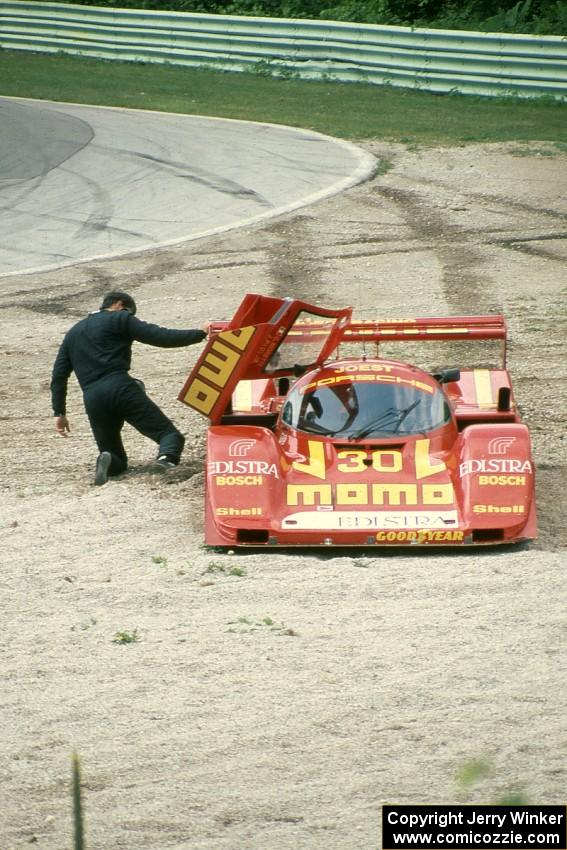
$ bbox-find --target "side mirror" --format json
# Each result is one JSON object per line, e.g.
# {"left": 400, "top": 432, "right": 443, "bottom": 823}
{"left": 433, "top": 368, "right": 461, "bottom": 384}
{"left": 497, "top": 386, "right": 511, "bottom": 411}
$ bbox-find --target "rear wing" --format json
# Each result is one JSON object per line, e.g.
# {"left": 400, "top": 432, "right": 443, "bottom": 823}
{"left": 179, "top": 293, "right": 508, "bottom": 424}
{"left": 210, "top": 314, "right": 506, "bottom": 338}
{"left": 338, "top": 315, "right": 508, "bottom": 367}
{"left": 209, "top": 314, "right": 509, "bottom": 364}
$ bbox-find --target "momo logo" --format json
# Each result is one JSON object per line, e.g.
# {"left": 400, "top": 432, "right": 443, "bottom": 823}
{"left": 229, "top": 439, "right": 256, "bottom": 457}
{"left": 488, "top": 437, "right": 516, "bottom": 455}
{"left": 181, "top": 326, "right": 255, "bottom": 415}
{"left": 286, "top": 482, "right": 455, "bottom": 507}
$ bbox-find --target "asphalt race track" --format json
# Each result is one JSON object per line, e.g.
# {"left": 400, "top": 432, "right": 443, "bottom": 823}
{"left": 0, "top": 97, "right": 375, "bottom": 277}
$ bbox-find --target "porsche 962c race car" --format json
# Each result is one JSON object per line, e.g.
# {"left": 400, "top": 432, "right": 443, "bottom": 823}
{"left": 179, "top": 294, "right": 536, "bottom": 548}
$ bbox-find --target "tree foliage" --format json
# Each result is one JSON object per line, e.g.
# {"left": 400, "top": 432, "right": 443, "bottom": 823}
{"left": 47, "top": 0, "right": 567, "bottom": 34}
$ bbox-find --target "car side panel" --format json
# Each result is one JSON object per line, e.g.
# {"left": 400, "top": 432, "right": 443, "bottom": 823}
{"left": 456, "top": 423, "right": 536, "bottom": 538}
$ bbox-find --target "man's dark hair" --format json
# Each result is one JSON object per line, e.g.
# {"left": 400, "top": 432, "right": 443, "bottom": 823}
{"left": 100, "top": 291, "right": 137, "bottom": 315}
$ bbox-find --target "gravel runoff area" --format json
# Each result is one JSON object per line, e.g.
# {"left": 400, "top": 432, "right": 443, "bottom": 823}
{"left": 1, "top": 139, "right": 566, "bottom": 850}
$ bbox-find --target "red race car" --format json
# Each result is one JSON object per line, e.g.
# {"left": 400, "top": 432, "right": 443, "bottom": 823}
{"left": 179, "top": 293, "right": 536, "bottom": 548}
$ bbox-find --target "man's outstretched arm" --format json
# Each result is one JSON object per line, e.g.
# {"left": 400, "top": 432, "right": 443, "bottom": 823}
{"left": 51, "top": 339, "right": 73, "bottom": 436}
{"left": 125, "top": 314, "right": 211, "bottom": 348}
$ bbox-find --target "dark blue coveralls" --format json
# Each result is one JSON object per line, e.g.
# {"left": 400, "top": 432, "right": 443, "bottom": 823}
{"left": 51, "top": 308, "right": 206, "bottom": 476}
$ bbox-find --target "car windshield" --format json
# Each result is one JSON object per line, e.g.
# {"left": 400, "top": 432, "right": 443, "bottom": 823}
{"left": 281, "top": 378, "right": 451, "bottom": 438}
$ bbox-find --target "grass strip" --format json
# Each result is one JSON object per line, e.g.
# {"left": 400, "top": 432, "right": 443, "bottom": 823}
{"left": 0, "top": 50, "right": 566, "bottom": 143}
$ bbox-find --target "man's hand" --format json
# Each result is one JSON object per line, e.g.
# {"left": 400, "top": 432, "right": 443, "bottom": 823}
{"left": 202, "top": 321, "right": 212, "bottom": 335}
{"left": 55, "top": 415, "right": 71, "bottom": 437}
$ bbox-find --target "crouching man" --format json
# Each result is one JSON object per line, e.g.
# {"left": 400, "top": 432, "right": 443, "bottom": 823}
{"left": 51, "top": 290, "right": 209, "bottom": 485}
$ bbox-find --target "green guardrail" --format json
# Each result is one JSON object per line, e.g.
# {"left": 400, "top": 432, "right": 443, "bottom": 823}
{"left": 1, "top": 0, "right": 566, "bottom": 98}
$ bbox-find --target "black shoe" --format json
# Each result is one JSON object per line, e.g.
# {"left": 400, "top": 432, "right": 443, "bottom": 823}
{"left": 153, "top": 454, "right": 177, "bottom": 471}
{"left": 95, "top": 451, "right": 112, "bottom": 486}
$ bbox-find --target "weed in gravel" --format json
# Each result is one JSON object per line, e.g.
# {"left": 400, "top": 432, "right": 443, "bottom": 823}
{"left": 204, "top": 561, "right": 247, "bottom": 577}
{"left": 151, "top": 555, "right": 167, "bottom": 566}
{"left": 205, "top": 561, "right": 226, "bottom": 573}
{"left": 112, "top": 629, "right": 139, "bottom": 644}
{"left": 456, "top": 758, "right": 529, "bottom": 804}
{"left": 226, "top": 616, "right": 297, "bottom": 635}
{"left": 226, "top": 617, "right": 254, "bottom": 631}
{"left": 456, "top": 758, "right": 491, "bottom": 787}
{"left": 494, "top": 791, "right": 530, "bottom": 805}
